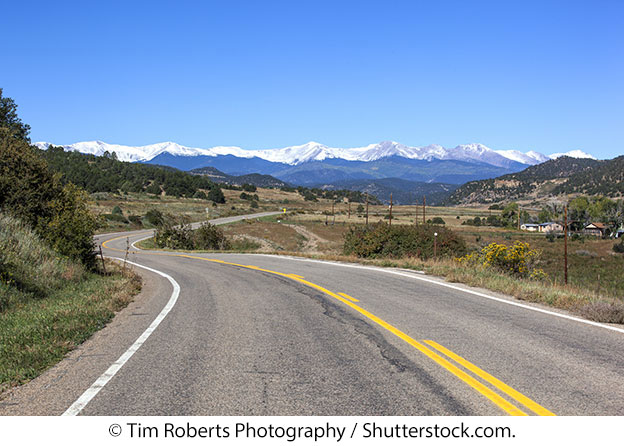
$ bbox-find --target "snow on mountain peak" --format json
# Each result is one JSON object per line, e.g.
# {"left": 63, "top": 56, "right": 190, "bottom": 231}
{"left": 33, "top": 139, "right": 596, "bottom": 167}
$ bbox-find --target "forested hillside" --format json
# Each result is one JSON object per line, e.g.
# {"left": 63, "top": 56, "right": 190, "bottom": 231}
{"left": 317, "top": 178, "right": 457, "bottom": 205}
{"left": 190, "top": 166, "right": 289, "bottom": 188}
{"left": 38, "top": 145, "right": 225, "bottom": 202}
{"left": 552, "top": 156, "right": 624, "bottom": 196}
{"left": 446, "top": 156, "right": 604, "bottom": 204}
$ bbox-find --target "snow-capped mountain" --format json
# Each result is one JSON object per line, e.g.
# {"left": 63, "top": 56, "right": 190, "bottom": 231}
{"left": 494, "top": 149, "right": 550, "bottom": 165}
{"left": 34, "top": 140, "right": 596, "bottom": 172}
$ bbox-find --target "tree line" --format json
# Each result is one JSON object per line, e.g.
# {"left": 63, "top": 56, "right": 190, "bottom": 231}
{"left": 38, "top": 145, "right": 225, "bottom": 202}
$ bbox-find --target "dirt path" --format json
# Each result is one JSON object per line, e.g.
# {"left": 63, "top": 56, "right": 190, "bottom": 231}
{"left": 284, "top": 224, "right": 328, "bottom": 254}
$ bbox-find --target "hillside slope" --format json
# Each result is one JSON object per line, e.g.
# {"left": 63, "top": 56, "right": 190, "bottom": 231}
{"left": 446, "top": 157, "right": 603, "bottom": 204}
{"left": 552, "top": 156, "right": 624, "bottom": 196}
{"left": 189, "top": 166, "right": 289, "bottom": 188}
{"left": 38, "top": 146, "right": 225, "bottom": 201}
{"left": 317, "top": 178, "right": 457, "bottom": 205}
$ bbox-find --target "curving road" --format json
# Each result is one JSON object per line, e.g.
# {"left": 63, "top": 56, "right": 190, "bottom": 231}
{"left": 2, "top": 212, "right": 623, "bottom": 416}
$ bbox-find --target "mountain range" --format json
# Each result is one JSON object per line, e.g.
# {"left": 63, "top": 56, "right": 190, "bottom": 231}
{"left": 34, "top": 140, "right": 597, "bottom": 204}
{"left": 34, "top": 140, "right": 593, "bottom": 168}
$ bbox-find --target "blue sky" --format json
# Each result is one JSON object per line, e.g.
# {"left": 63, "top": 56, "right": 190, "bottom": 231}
{"left": 2, "top": 0, "right": 622, "bottom": 158}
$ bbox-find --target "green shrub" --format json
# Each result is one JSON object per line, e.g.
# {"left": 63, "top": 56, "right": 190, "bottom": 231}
{"left": 154, "top": 221, "right": 231, "bottom": 251}
{"left": 462, "top": 216, "right": 482, "bottom": 226}
{"left": 111, "top": 205, "right": 123, "bottom": 215}
{"left": 43, "top": 183, "right": 99, "bottom": 267}
{"left": 0, "top": 214, "right": 84, "bottom": 311}
{"left": 144, "top": 209, "right": 164, "bottom": 227}
{"left": 193, "top": 222, "right": 231, "bottom": 250}
{"left": 613, "top": 239, "right": 624, "bottom": 254}
{"left": 0, "top": 131, "right": 97, "bottom": 267}
{"left": 153, "top": 222, "right": 194, "bottom": 250}
{"left": 343, "top": 223, "right": 466, "bottom": 260}
{"left": 207, "top": 187, "right": 226, "bottom": 204}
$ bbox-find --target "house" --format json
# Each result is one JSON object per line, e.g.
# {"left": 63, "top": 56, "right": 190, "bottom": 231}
{"left": 520, "top": 222, "right": 563, "bottom": 233}
{"left": 521, "top": 223, "right": 540, "bottom": 232}
{"left": 538, "top": 222, "right": 563, "bottom": 233}
{"left": 614, "top": 228, "right": 624, "bottom": 238}
{"left": 584, "top": 222, "right": 607, "bottom": 237}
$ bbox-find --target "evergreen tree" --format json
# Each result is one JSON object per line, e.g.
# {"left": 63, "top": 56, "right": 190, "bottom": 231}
{"left": 0, "top": 88, "right": 31, "bottom": 142}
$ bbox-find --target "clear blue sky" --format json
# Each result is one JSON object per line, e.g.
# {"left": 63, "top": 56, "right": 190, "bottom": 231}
{"left": 2, "top": 0, "right": 622, "bottom": 158}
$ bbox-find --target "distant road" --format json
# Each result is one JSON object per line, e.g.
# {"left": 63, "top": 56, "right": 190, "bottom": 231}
{"left": 2, "top": 211, "right": 623, "bottom": 415}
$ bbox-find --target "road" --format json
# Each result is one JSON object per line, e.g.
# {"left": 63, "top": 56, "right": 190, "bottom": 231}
{"left": 2, "top": 211, "right": 623, "bottom": 416}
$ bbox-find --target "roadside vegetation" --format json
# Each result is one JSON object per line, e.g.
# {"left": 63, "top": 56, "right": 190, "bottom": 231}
{"left": 0, "top": 89, "right": 142, "bottom": 393}
{"left": 0, "top": 213, "right": 141, "bottom": 392}
{"left": 154, "top": 221, "right": 231, "bottom": 250}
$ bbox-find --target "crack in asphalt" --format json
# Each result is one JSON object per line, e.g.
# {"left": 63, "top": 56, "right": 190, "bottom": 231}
{"left": 258, "top": 271, "right": 473, "bottom": 415}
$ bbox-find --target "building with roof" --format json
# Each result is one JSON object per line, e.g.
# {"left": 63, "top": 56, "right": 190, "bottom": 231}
{"left": 584, "top": 222, "right": 608, "bottom": 237}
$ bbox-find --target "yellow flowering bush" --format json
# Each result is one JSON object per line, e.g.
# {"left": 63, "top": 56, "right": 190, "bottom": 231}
{"left": 456, "top": 241, "right": 547, "bottom": 280}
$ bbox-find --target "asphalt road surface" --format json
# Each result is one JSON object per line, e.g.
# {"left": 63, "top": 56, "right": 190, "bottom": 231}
{"left": 2, "top": 211, "right": 623, "bottom": 416}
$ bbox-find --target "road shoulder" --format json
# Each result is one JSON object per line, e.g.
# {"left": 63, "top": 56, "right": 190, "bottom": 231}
{"left": 0, "top": 265, "right": 169, "bottom": 415}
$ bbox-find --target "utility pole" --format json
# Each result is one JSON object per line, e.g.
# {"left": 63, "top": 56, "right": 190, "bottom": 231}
{"left": 389, "top": 193, "right": 393, "bottom": 226}
{"left": 434, "top": 232, "right": 438, "bottom": 261}
{"left": 332, "top": 201, "right": 335, "bottom": 225}
{"left": 423, "top": 196, "right": 426, "bottom": 224}
{"left": 414, "top": 202, "right": 418, "bottom": 225}
{"left": 365, "top": 194, "right": 369, "bottom": 226}
{"left": 564, "top": 205, "right": 568, "bottom": 285}
{"left": 348, "top": 200, "right": 351, "bottom": 219}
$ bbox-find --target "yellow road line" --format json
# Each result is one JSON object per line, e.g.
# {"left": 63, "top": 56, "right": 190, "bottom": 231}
{"left": 100, "top": 234, "right": 553, "bottom": 416}
{"left": 175, "top": 254, "right": 528, "bottom": 416}
{"left": 423, "top": 340, "right": 555, "bottom": 416}
{"left": 338, "top": 292, "right": 359, "bottom": 302}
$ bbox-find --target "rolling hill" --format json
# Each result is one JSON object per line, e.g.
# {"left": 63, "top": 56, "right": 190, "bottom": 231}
{"left": 189, "top": 166, "right": 289, "bottom": 188}
{"left": 316, "top": 178, "right": 458, "bottom": 205}
{"left": 446, "top": 156, "right": 620, "bottom": 205}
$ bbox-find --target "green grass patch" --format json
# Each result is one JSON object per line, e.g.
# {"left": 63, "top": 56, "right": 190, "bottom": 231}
{"left": 0, "top": 263, "right": 141, "bottom": 393}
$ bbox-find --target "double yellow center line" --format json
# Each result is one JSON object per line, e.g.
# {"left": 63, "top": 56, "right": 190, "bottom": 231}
{"left": 102, "top": 234, "right": 554, "bottom": 416}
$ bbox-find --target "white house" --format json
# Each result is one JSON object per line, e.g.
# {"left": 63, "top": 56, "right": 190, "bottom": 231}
{"left": 521, "top": 223, "right": 540, "bottom": 232}
{"left": 539, "top": 222, "right": 563, "bottom": 233}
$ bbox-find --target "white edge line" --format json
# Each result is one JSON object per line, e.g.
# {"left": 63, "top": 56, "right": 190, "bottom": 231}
{"left": 130, "top": 234, "right": 153, "bottom": 251}
{"left": 62, "top": 257, "right": 181, "bottom": 416}
{"left": 257, "top": 254, "right": 624, "bottom": 335}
